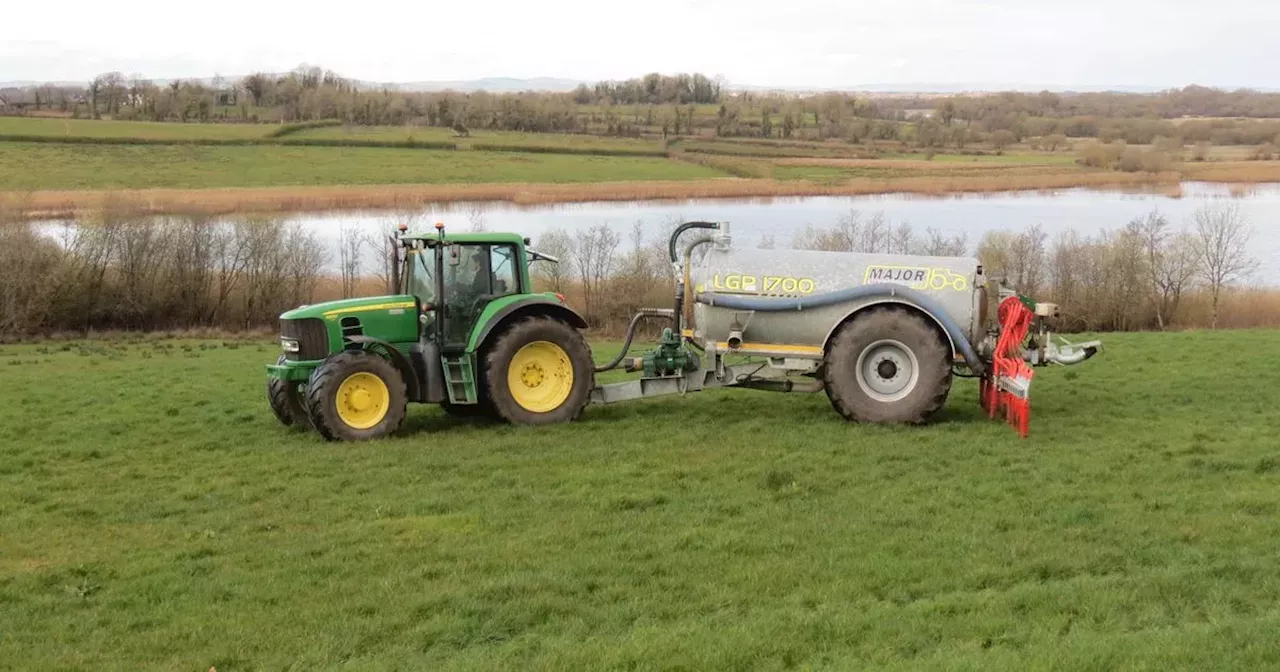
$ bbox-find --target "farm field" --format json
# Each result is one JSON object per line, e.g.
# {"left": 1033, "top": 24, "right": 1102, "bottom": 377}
{"left": 0, "top": 116, "right": 275, "bottom": 140}
{"left": 3, "top": 329, "right": 1280, "bottom": 669}
{"left": 0, "top": 142, "right": 727, "bottom": 190}
{"left": 291, "top": 125, "right": 668, "bottom": 154}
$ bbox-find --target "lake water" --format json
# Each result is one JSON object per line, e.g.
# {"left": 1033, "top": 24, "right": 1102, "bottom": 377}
{"left": 283, "top": 181, "right": 1279, "bottom": 285}
{"left": 34, "top": 181, "right": 1280, "bottom": 284}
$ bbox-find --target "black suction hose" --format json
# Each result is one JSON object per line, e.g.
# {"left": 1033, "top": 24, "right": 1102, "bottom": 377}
{"left": 593, "top": 309, "right": 674, "bottom": 372}
{"left": 668, "top": 221, "right": 720, "bottom": 263}
{"left": 668, "top": 221, "right": 720, "bottom": 332}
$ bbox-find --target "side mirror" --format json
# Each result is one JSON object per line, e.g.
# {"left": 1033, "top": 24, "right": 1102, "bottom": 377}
{"left": 528, "top": 248, "right": 560, "bottom": 264}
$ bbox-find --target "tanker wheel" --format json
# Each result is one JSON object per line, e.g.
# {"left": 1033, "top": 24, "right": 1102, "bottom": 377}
{"left": 267, "top": 354, "right": 311, "bottom": 429}
{"left": 484, "top": 316, "right": 594, "bottom": 425}
{"left": 305, "top": 351, "right": 408, "bottom": 441}
{"left": 823, "top": 307, "right": 952, "bottom": 424}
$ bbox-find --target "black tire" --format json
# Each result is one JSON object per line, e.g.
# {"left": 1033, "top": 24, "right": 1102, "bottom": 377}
{"left": 305, "top": 350, "right": 408, "bottom": 441}
{"left": 823, "top": 307, "right": 952, "bottom": 424}
{"left": 267, "top": 354, "right": 311, "bottom": 429}
{"left": 484, "top": 316, "right": 595, "bottom": 425}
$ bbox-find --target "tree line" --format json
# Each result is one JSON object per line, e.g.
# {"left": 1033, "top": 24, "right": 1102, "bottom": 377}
{"left": 0, "top": 200, "right": 1267, "bottom": 339}
{"left": 0, "top": 200, "right": 327, "bottom": 335}
{"left": 8, "top": 67, "right": 1280, "bottom": 148}
{"left": 524, "top": 203, "right": 1266, "bottom": 335}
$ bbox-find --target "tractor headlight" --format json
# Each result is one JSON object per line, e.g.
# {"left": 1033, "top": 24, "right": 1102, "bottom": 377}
{"left": 280, "top": 338, "right": 300, "bottom": 353}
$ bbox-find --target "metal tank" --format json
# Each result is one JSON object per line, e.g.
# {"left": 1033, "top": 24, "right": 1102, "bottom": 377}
{"left": 685, "top": 223, "right": 986, "bottom": 363}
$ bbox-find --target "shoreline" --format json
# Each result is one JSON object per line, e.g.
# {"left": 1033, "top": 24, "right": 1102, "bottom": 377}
{"left": 7, "top": 162, "right": 1280, "bottom": 220}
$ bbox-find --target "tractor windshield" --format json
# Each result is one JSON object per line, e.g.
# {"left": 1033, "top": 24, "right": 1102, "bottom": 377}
{"left": 407, "top": 251, "right": 436, "bottom": 305}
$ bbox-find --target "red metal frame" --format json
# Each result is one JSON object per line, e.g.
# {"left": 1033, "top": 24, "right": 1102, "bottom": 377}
{"left": 980, "top": 295, "right": 1036, "bottom": 438}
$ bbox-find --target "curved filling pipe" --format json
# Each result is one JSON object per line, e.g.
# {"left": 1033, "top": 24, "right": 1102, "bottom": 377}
{"left": 695, "top": 284, "right": 987, "bottom": 376}
{"left": 678, "top": 236, "right": 716, "bottom": 334}
{"left": 668, "top": 221, "right": 720, "bottom": 264}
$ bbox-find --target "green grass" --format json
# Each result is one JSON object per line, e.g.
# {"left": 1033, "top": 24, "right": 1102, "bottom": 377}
{"left": 0, "top": 117, "right": 272, "bottom": 140}
{"left": 0, "top": 142, "right": 725, "bottom": 190}
{"left": 292, "top": 125, "right": 667, "bottom": 153}
{"left": 889, "top": 151, "right": 1079, "bottom": 165}
{"left": 3, "top": 329, "right": 1280, "bottom": 669}
{"left": 678, "top": 140, "right": 872, "bottom": 159}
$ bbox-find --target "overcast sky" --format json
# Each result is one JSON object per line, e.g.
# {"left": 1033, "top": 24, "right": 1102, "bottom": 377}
{"left": 3, "top": 0, "right": 1278, "bottom": 89}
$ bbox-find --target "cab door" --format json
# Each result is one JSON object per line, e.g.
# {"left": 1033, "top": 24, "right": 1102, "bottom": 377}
{"left": 439, "top": 243, "right": 520, "bottom": 351}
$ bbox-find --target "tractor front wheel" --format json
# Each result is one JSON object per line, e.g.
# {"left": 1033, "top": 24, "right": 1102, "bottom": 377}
{"left": 305, "top": 351, "right": 408, "bottom": 441}
{"left": 484, "top": 316, "right": 594, "bottom": 425}
{"left": 268, "top": 354, "right": 310, "bottom": 429}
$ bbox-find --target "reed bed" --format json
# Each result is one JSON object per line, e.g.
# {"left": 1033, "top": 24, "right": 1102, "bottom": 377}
{"left": 13, "top": 171, "right": 1195, "bottom": 220}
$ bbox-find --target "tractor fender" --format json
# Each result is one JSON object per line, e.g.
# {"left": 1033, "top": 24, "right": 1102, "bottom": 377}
{"left": 343, "top": 335, "right": 423, "bottom": 402}
{"left": 470, "top": 297, "right": 588, "bottom": 354}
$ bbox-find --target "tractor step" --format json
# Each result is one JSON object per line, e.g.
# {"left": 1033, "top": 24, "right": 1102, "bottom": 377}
{"left": 442, "top": 355, "right": 478, "bottom": 404}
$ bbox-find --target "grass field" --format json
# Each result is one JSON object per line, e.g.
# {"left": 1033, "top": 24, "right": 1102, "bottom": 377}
{"left": 0, "top": 142, "right": 726, "bottom": 190}
{"left": 0, "top": 117, "right": 274, "bottom": 140}
{"left": 4, "top": 329, "right": 1280, "bottom": 669}
{"left": 292, "top": 125, "right": 668, "bottom": 154}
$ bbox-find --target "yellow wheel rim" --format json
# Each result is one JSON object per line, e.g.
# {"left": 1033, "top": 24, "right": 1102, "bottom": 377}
{"left": 508, "top": 340, "right": 574, "bottom": 413}
{"left": 334, "top": 372, "right": 390, "bottom": 430}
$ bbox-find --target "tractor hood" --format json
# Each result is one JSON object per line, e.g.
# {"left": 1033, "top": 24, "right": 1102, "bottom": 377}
{"left": 279, "top": 294, "right": 421, "bottom": 356}
{"left": 281, "top": 295, "right": 418, "bottom": 323}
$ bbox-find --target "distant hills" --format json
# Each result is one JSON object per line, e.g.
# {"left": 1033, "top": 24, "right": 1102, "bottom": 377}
{"left": 2, "top": 76, "right": 1275, "bottom": 95}
{"left": 374, "top": 77, "right": 584, "bottom": 93}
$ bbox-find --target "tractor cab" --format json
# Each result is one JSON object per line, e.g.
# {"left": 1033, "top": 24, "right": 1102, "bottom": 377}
{"left": 400, "top": 228, "right": 528, "bottom": 352}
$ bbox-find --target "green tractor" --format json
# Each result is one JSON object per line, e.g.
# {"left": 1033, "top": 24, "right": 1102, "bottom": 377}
{"left": 266, "top": 222, "right": 595, "bottom": 441}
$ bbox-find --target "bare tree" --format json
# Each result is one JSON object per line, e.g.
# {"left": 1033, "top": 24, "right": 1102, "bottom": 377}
{"left": 978, "top": 224, "right": 1047, "bottom": 296}
{"left": 1133, "top": 211, "right": 1200, "bottom": 330}
{"left": 241, "top": 73, "right": 272, "bottom": 107}
{"left": 338, "top": 224, "right": 364, "bottom": 298}
{"left": 889, "top": 221, "right": 914, "bottom": 255}
{"left": 466, "top": 206, "right": 487, "bottom": 232}
{"left": 530, "top": 227, "right": 574, "bottom": 293}
{"left": 918, "top": 227, "right": 968, "bottom": 256}
{"left": 1192, "top": 203, "right": 1259, "bottom": 328}
{"left": 573, "top": 224, "right": 620, "bottom": 324}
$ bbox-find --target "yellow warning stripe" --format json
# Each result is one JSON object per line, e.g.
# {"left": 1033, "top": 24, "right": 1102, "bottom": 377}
{"left": 714, "top": 342, "right": 823, "bottom": 355}
{"left": 323, "top": 301, "right": 416, "bottom": 319}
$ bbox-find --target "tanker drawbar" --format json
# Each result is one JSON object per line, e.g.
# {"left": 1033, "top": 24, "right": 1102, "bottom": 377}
{"left": 591, "top": 220, "right": 1102, "bottom": 437}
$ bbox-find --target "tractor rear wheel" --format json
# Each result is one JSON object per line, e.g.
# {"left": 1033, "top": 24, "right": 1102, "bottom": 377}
{"left": 484, "top": 316, "right": 594, "bottom": 425}
{"left": 305, "top": 350, "right": 408, "bottom": 441}
{"left": 268, "top": 354, "right": 310, "bottom": 429}
{"left": 823, "top": 307, "right": 952, "bottom": 424}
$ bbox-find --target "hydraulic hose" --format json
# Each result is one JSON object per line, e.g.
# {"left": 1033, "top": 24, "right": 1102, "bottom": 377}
{"left": 668, "top": 221, "right": 720, "bottom": 263}
{"left": 695, "top": 283, "right": 987, "bottom": 376}
{"left": 593, "top": 309, "right": 674, "bottom": 373}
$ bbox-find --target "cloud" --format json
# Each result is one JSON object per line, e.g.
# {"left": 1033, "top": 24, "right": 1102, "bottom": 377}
{"left": 3, "top": 0, "right": 1278, "bottom": 89}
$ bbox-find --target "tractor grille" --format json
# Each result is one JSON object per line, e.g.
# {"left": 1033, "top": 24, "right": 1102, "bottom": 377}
{"left": 280, "top": 318, "right": 329, "bottom": 361}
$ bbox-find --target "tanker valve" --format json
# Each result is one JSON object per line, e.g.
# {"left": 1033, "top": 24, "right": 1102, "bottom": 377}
{"left": 726, "top": 317, "right": 745, "bottom": 349}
